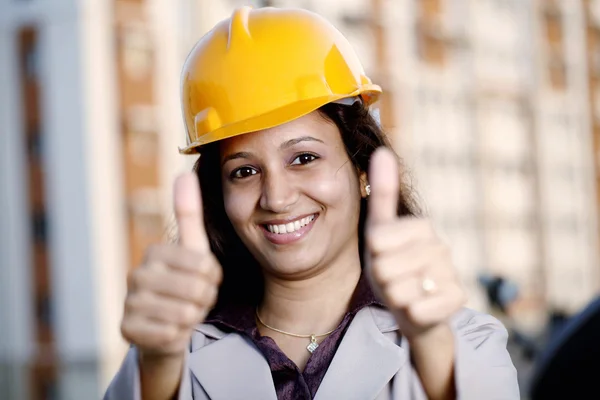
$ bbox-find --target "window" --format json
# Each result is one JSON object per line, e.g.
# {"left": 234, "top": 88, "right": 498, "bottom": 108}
{"left": 24, "top": 43, "right": 39, "bottom": 79}
{"left": 32, "top": 211, "right": 47, "bottom": 242}
{"left": 37, "top": 294, "right": 53, "bottom": 329}
{"left": 252, "top": 0, "right": 274, "bottom": 6}
{"left": 28, "top": 128, "right": 43, "bottom": 158}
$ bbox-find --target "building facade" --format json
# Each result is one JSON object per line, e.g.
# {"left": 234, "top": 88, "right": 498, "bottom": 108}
{"left": 0, "top": 0, "right": 196, "bottom": 398}
{"left": 382, "top": 0, "right": 600, "bottom": 330}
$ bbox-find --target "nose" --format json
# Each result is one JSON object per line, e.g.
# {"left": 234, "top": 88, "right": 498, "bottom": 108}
{"left": 259, "top": 169, "right": 299, "bottom": 213}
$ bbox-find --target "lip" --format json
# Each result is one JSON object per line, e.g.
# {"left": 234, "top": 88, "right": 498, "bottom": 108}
{"left": 260, "top": 213, "right": 317, "bottom": 226}
{"left": 260, "top": 213, "right": 319, "bottom": 245}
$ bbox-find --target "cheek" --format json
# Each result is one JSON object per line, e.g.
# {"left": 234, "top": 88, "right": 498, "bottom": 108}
{"left": 306, "top": 167, "right": 360, "bottom": 211}
{"left": 223, "top": 186, "right": 254, "bottom": 231}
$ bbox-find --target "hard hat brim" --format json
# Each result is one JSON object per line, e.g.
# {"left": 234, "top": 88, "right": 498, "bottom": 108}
{"left": 179, "top": 86, "right": 381, "bottom": 154}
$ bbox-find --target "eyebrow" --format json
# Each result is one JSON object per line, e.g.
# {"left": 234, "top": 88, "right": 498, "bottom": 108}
{"left": 280, "top": 136, "right": 324, "bottom": 149}
{"left": 221, "top": 137, "right": 325, "bottom": 166}
{"left": 221, "top": 151, "right": 252, "bottom": 166}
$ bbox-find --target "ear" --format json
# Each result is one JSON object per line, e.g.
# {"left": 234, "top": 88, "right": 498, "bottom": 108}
{"left": 359, "top": 171, "right": 369, "bottom": 198}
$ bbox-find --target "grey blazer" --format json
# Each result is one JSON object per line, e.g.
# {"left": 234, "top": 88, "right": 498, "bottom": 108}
{"left": 104, "top": 307, "right": 520, "bottom": 400}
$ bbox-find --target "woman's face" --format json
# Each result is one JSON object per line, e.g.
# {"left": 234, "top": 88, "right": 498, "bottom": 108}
{"left": 220, "top": 111, "right": 365, "bottom": 279}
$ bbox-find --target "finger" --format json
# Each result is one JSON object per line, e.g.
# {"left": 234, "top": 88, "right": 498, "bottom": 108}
{"left": 133, "top": 268, "right": 218, "bottom": 306}
{"left": 367, "top": 148, "right": 400, "bottom": 225}
{"left": 125, "top": 291, "right": 207, "bottom": 328}
{"left": 406, "top": 284, "right": 466, "bottom": 326}
{"left": 382, "top": 276, "right": 422, "bottom": 309}
{"left": 121, "top": 316, "right": 179, "bottom": 347}
{"left": 379, "top": 268, "right": 458, "bottom": 309}
{"left": 367, "top": 219, "right": 437, "bottom": 255}
{"left": 370, "top": 243, "right": 447, "bottom": 285}
{"left": 145, "top": 245, "right": 223, "bottom": 285}
{"left": 121, "top": 316, "right": 189, "bottom": 352}
{"left": 174, "top": 173, "right": 210, "bottom": 253}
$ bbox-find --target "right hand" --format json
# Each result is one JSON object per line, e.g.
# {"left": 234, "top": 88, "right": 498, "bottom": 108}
{"left": 120, "top": 173, "right": 223, "bottom": 358}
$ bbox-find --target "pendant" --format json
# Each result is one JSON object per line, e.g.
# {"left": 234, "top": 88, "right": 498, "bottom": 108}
{"left": 306, "top": 335, "right": 319, "bottom": 354}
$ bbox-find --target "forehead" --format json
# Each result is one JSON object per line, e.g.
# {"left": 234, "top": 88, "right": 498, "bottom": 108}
{"left": 219, "top": 110, "right": 341, "bottom": 153}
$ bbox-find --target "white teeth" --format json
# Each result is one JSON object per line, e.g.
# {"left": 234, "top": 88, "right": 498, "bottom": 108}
{"left": 266, "top": 214, "right": 316, "bottom": 234}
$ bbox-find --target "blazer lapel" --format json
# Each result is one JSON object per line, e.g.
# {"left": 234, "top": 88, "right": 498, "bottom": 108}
{"left": 314, "top": 307, "right": 408, "bottom": 400}
{"left": 189, "top": 333, "right": 277, "bottom": 400}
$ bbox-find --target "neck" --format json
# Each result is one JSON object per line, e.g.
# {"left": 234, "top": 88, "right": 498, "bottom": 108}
{"left": 259, "top": 259, "right": 362, "bottom": 336}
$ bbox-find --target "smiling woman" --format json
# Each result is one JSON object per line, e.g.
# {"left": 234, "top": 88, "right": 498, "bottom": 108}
{"left": 196, "top": 102, "right": 418, "bottom": 308}
{"left": 104, "top": 6, "right": 519, "bottom": 400}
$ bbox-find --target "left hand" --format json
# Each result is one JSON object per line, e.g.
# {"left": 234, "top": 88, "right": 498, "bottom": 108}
{"left": 365, "top": 148, "right": 466, "bottom": 340}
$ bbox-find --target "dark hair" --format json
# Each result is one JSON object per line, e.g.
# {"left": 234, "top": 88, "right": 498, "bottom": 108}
{"left": 192, "top": 101, "right": 421, "bottom": 307}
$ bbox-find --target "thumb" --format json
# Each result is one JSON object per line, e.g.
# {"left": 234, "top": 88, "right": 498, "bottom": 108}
{"left": 367, "top": 147, "right": 400, "bottom": 225}
{"left": 173, "top": 172, "right": 210, "bottom": 253}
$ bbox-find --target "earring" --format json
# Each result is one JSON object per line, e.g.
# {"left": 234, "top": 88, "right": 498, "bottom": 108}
{"left": 365, "top": 184, "right": 371, "bottom": 196}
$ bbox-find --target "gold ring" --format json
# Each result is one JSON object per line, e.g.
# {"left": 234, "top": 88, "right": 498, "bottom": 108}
{"left": 421, "top": 277, "right": 438, "bottom": 295}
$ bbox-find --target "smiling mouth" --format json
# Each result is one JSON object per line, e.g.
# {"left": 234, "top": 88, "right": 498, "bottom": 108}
{"left": 263, "top": 214, "right": 317, "bottom": 234}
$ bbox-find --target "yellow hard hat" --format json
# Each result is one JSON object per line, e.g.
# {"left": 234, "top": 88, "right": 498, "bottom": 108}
{"left": 179, "top": 6, "right": 382, "bottom": 154}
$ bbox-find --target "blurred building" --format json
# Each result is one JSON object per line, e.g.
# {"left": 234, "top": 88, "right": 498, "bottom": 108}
{"left": 385, "top": 0, "right": 600, "bottom": 332}
{"left": 385, "top": 0, "right": 600, "bottom": 331}
{"left": 0, "top": 0, "right": 200, "bottom": 398}
{"left": 1, "top": 0, "right": 599, "bottom": 399}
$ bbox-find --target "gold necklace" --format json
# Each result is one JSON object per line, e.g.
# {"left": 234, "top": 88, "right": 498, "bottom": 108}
{"left": 255, "top": 308, "right": 337, "bottom": 354}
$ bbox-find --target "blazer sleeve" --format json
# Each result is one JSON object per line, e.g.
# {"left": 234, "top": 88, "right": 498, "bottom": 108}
{"left": 452, "top": 309, "right": 520, "bottom": 400}
{"left": 103, "top": 346, "right": 193, "bottom": 400}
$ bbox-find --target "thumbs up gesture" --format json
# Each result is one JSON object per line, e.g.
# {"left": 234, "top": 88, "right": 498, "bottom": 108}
{"left": 120, "top": 173, "right": 222, "bottom": 357}
{"left": 366, "top": 148, "right": 466, "bottom": 340}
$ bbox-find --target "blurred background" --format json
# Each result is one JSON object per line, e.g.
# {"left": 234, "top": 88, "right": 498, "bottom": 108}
{"left": 1, "top": 0, "right": 599, "bottom": 399}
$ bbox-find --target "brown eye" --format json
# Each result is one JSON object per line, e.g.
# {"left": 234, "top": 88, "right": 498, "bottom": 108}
{"left": 232, "top": 167, "right": 257, "bottom": 179}
{"left": 291, "top": 153, "right": 318, "bottom": 166}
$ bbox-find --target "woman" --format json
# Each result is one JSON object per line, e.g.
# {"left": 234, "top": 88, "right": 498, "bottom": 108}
{"left": 105, "top": 6, "right": 519, "bottom": 400}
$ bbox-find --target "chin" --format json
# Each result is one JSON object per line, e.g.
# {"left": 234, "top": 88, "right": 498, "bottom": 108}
{"left": 260, "top": 253, "right": 326, "bottom": 279}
